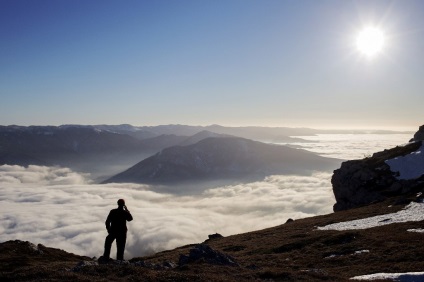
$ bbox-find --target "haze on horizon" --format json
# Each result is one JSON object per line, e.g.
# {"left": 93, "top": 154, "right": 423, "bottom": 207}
{"left": 1, "top": 0, "right": 423, "bottom": 131}
{"left": 0, "top": 132, "right": 413, "bottom": 258}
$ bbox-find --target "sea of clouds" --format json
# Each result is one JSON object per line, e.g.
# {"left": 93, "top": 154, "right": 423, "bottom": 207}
{"left": 0, "top": 165, "right": 334, "bottom": 259}
{"left": 284, "top": 134, "right": 412, "bottom": 160}
{"left": 0, "top": 133, "right": 412, "bottom": 259}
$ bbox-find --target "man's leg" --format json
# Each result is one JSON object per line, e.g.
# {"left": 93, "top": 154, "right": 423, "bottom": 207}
{"left": 103, "top": 233, "right": 116, "bottom": 259}
{"left": 116, "top": 233, "right": 127, "bottom": 260}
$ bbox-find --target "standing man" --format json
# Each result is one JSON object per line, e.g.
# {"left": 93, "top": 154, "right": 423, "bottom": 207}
{"left": 103, "top": 199, "right": 133, "bottom": 261}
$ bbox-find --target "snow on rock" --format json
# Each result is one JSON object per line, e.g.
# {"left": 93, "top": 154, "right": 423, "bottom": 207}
{"left": 351, "top": 271, "right": 424, "bottom": 281}
{"left": 385, "top": 144, "right": 424, "bottom": 180}
{"left": 318, "top": 202, "right": 424, "bottom": 231}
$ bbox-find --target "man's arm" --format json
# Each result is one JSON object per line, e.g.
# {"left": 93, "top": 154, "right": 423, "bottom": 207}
{"left": 124, "top": 205, "right": 133, "bottom": 222}
{"left": 105, "top": 211, "right": 112, "bottom": 232}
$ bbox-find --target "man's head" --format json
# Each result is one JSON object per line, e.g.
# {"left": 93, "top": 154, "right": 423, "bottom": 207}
{"left": 117, "top": 199, "right": 125, "bottom": 207}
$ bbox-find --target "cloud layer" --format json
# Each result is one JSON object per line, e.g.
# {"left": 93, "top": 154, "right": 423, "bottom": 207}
{"left": 0, "top": 134, "right": 411, "bottom": 259}
{"left": 287, "top": 134, "right": 411, "bottom": 160}
{"left": 0, "top": 165, "right": 89, "bottom": 185}
{"left": 0, "top": 165, "right": 334, "bottom": 259}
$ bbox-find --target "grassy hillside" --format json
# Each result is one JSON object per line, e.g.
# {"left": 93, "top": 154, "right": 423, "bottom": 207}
{"left": 2, "top": 196, "right": 424, "bottom": 281}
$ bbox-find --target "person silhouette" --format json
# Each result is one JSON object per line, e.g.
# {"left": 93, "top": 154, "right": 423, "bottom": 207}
{"left": 102, "top": 199, "right": 133, "bottom": 261}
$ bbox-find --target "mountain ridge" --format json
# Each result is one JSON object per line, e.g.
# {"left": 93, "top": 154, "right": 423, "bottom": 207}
{"left": 104, "top": 136, "right": 340, "bottom": 185}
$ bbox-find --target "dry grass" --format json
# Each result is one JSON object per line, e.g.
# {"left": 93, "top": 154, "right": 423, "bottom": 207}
{"left": 1, "top": 198, "right": 424, "bottom": 281}
{"left": 365, "top": 141, "right": 422, "bottom": 168}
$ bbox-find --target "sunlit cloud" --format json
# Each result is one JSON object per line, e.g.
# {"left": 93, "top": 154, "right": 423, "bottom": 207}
{"left": 283, "top": 134, "right": 411, "bottom": 160}
{"left": 0, "top": 134, "right": 412, "bottom": 258}
{"left": 0, "top": 165, "right": 334, "bottom": 259}
{"left": 0, "top": 165, "right": 90, "bottom": 185}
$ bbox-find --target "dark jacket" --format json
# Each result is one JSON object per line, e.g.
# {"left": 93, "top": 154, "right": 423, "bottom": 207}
{"left": 105, "top": 208, "right": 133, "bottom": 233}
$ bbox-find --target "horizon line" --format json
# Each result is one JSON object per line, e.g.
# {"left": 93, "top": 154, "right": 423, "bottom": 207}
{"left": 0, "top": 123, "right": 417, "bottom": 132}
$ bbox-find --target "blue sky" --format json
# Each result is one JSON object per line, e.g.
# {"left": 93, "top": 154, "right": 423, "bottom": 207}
{"left": 1, "top": 0, "right": 423, "bottom": 130}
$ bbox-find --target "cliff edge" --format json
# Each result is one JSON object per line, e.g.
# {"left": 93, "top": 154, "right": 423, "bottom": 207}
{"left": 332, "top": 125, "right": 424, "bottom": 211}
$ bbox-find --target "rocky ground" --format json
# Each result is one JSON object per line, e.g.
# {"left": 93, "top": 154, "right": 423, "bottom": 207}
{"left": 1, "top": 195, "right": 424, "bottom": 281}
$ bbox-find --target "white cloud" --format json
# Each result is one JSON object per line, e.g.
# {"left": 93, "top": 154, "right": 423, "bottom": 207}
{"left": 0, "top": 165, "right": 334, "bottom": 259}
{"left": 0, "top": 165, "right": 90, "bottom": 185}
{"left": 0, "top": 134, "right": 412, "bottom": 259}
{"left": 285, "top": 134, "right": 411, "bottom": 160}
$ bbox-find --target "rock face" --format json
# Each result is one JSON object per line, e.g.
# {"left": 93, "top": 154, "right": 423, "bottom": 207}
{"left": 411, "top": 125, "right": 424, "bottom": 142}
{"left": 332, "top": 133, "right": 424, "bottom": 212}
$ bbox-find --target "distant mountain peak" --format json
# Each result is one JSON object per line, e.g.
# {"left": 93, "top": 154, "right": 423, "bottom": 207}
{"left": 104, "top": 136, "right": 339, "bottom": 185}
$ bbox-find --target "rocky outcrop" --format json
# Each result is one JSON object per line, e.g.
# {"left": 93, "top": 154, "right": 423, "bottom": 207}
{"left": 332, "top": 139, "right": 424, "bottom": 212}
{"left": 207, "top": 233, "right": 224, "bottom": 240}
{"left": 411, "top": 125, "right": 424, "bottom": 142}
{"left": 178, "top": 244, "right": 238, "bottom": 267}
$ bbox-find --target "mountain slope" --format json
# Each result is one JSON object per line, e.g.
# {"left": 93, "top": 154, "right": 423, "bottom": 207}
{"left": 104, "top": 137, "right": 340, "bottom": 184}
{"left": 177, "top": 130, "right": 230, "bottom": 146}
{"left": 2, "top": 197, "right": 424, "bottom": 281}
{"left": 0, "top": 125, "right": 143, "bottom": 160}
{"left": 0, "top": 125, "right": 153, "bottom": 180}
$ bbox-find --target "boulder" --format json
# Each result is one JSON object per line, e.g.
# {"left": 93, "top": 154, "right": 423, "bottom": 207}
{"left": 178, "top": 244, "right": 238, "bottom": 267}
{"left": 411, "top": 125, "right": 424, "bottom": 142}
{"left": 208, "top": 233, "right": 224, "bottom": 240}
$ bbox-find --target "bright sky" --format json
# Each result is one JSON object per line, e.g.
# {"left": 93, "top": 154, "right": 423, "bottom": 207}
{"left": 1, "top": 0, "right": 423, "bottom": 130}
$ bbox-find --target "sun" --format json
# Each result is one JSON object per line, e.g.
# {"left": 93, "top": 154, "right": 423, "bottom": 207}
{"left": 356, "top": 27, "right": 385, "bottom": 58}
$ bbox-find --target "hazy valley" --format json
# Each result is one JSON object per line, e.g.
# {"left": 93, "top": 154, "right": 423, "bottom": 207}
{"left": 1, "top": 124, "right": 423, "bottom": 281}
{"left": 0, "top": 124, "right": 409, "bottom": 184}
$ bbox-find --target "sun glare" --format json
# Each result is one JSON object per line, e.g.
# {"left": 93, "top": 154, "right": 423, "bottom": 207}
{"left": 356, "top": 27, "right": 385, "bottom": 58}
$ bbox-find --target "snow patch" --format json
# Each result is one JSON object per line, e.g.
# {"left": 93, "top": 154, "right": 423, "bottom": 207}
{"left": 351, "top": 271, "right": 424, "bottom": 281}
{"left": 318, "top": 202, "right": 424, "bottom": 231}
{"left": 324, "top": 249, "right": 369, "bottom": 259}
{"left": 407, "top": 228, "right": 424, "bottom": 233}
{"left": 385, "top": 144, "right": 424, "bottom": 180}
{"left": 354, "top": 249, "right": 370, "bottom": 255}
